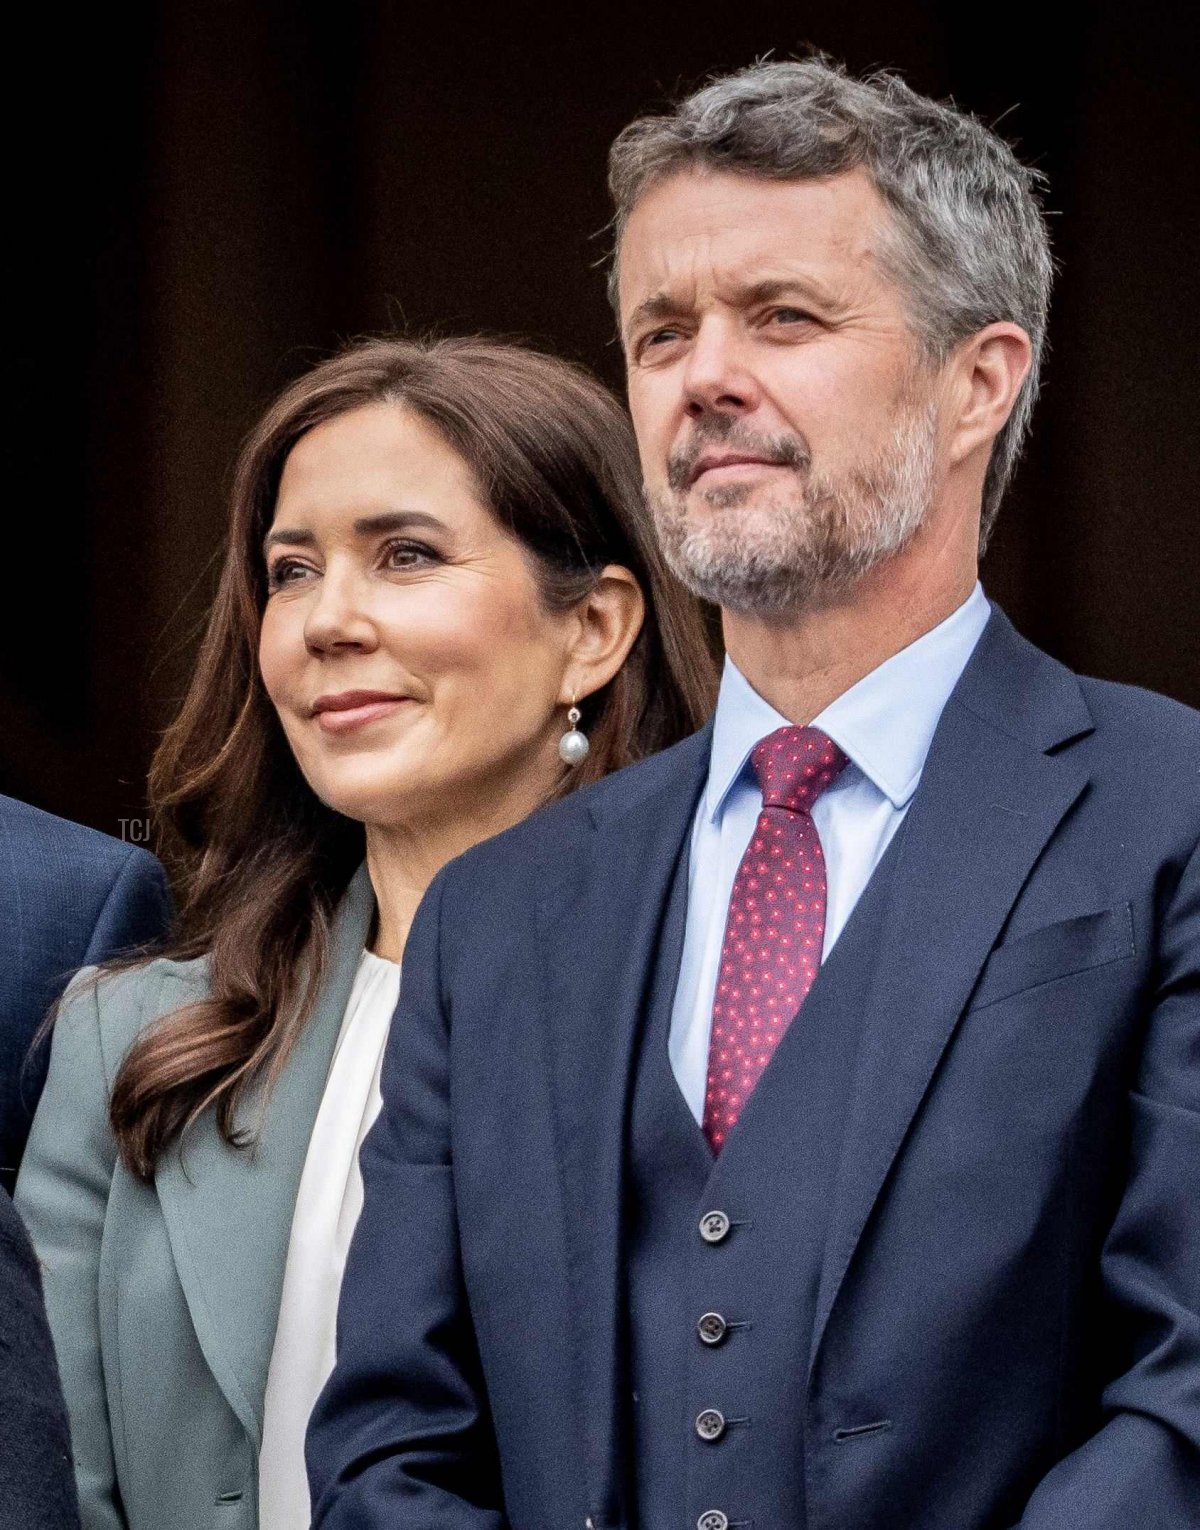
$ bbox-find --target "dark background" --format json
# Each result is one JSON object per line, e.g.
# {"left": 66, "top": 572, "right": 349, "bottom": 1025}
{"left": 7, "top": 2, "right": 1198, "bottom": 840}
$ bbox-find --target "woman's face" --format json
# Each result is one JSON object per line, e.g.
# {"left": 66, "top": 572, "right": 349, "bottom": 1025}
{"left": 259, "top": 402, "right": 580, "bottom": 830}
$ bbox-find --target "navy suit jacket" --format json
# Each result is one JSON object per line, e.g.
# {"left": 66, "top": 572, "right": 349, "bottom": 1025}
{"left": 309, "top": 608, "right": 1200, "bottom": 1530}
{"left": 0, "top": 795, "right": 172, "bottom": 1192}
{"left": 0, "top": 1186, "right": 80, "bottom": 1530}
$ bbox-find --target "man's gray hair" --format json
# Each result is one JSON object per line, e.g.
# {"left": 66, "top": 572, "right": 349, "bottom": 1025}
{"left": 608, "top": 57, "right": 1054, "bottom": 543}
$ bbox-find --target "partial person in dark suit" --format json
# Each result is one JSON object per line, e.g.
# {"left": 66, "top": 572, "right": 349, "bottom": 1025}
{"left": 0, "top": 1186, "right": 80, "bottom": 1530}
{"left": 308, "top": 57, "right": 1200, "bottom": 1530}
{"left": 0, "top": 794, "right": 172, "bottom": 1193}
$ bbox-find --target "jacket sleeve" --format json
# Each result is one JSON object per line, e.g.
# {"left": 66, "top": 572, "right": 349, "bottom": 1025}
{"left": 1014, "top": 839, "right": 1200, "bottom": 1526}
{"left": 306, "top": 867, "right": 507, "bottom": 1529}
{"left": 14, "top": 968, "right": 139, "bottom": 1530}
{"left": 3, "top": 840, "right": 173, "bottom": 1197}
{"left": 84, "top": 847, "right": 174, "bottom": 964}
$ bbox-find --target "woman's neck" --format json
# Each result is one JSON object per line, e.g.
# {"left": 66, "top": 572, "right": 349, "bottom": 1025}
{"left": 363, "top": 773, "right": 556, "bottom": 960}
{"left": 364, "top": 831, "right": 431, "bottom": 962}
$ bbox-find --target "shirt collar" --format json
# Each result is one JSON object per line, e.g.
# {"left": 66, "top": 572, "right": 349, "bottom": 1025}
{"left": 704, "top": 581, "right": 992, "bottom": 822}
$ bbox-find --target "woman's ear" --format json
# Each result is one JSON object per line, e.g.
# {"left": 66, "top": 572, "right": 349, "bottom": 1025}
{"left": 560, "top": 565, "right": 645, "bottom": 705}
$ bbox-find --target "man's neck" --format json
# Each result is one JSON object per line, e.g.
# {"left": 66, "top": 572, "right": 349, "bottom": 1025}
{"left": 723, "top": 558, "right": 979, "bottom": 726}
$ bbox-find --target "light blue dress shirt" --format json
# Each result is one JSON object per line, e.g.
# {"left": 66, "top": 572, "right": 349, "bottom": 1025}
{"left": 669, "top": 582, "right": 992, "bottom": 1123}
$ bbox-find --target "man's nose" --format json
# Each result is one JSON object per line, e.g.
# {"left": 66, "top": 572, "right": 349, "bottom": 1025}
{"left": 682, "top": 321, "right": 763, "bottom": 418}
{"left": 303, "top": 566, "right": 379, "bottom": 655}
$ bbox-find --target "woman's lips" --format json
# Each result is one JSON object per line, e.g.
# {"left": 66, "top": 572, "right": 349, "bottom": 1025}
{"left": 314, "top": 699, "right": 409, "bottom": 734}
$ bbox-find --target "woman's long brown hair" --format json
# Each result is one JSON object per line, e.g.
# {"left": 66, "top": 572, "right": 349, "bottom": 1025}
{"left": 106, "top": 336, "right": 717, "bottom": 1179}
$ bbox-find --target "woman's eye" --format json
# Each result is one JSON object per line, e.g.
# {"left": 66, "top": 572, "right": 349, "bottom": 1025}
{"left": 265, "top": 558, "right": 309, "bottom": 591}
{"left": 383, "top": 540, "right": 437, "bottom": 571}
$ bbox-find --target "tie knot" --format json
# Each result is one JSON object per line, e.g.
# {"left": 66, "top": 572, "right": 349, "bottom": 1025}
{"left": 750, "top": 726, "right": 848, "bottom": 813}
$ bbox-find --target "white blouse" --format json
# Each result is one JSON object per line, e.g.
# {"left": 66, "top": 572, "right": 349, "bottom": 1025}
{"left": 258, "top": 947, "right": 402, "bottom": 1530}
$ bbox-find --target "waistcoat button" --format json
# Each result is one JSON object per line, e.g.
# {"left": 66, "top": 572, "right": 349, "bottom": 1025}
{"left": 697, "top": 1512, "right": 729, "bottom": 1530}
{"left": 698, "top": 1209, "right": 731, "bottom": 1244}
{"left": 697, "top": 1311, "right": 728, "bottom": 1345}
{"left": 695, "top": 1408, "right": 727, "bottom": 1442}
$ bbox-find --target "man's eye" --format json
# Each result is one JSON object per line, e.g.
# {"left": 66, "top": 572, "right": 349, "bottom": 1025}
{"left": 634, "top": 327, "right": 687, "bottom": 364}
{"left": 768, "top": 307, "right": 813, "bottom": 325}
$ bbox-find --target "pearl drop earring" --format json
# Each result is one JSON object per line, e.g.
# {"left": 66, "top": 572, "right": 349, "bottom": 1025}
{"left": 558, "top": 696, "right": 589, "bottom": 766}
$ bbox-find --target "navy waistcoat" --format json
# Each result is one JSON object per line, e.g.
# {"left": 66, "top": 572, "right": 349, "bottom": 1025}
{"left": 626, "top": 825, "right": 906, "bottom": 1530}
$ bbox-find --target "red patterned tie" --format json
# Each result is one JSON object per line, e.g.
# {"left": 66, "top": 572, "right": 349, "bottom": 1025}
{"left": 702, "top": 726, "right": 849, "bottom": 1151}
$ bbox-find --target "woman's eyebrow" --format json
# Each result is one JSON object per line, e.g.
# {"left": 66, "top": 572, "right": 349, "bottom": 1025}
{"left": 352, "top": 510, "right": 448, "bottom": 538}
{"left": 262, "top": 510, "right": 448, "bottom": 560}
{"left": 262, "top": 526, "right": 317, "bottom": 558}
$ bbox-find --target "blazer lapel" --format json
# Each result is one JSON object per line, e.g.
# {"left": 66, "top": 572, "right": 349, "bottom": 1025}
{"left": 539, "top": 726, "right": 711, "bottom": 1528}
{"left": 155, "top": 861, "right": 376, "bottom": 1444}
{"left": 810, "top": 611, "right": 1094, "bottom": 1367}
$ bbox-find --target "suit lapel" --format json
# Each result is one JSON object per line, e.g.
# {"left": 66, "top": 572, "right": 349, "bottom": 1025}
{"left": 155, "top": 861, "right": 375, "bottom": 1444}
{"left": 539, "top": 727, "right": 711, "bottom": 1527}
{"left": 810, "top": 611, "right": 1094, "bottom": 1368}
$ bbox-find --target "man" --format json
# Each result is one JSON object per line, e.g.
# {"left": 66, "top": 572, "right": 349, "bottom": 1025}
{"left": 0, "top": 1185, "right": 81, "bottom": 1530}
{"left": 0, "top": 793, "right": 172, "bottom": 1192}
{"left": 308, "top": 59, "right": 1199, "bottom": 1529}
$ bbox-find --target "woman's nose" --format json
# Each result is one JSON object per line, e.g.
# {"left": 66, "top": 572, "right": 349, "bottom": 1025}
{"left": 302, "top": 568, "right": 379, "bottom": 655}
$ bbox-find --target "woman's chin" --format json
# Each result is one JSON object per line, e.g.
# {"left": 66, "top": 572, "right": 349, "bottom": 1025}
{"left": 310, "top": 769, "right": 423, "bottom": 827}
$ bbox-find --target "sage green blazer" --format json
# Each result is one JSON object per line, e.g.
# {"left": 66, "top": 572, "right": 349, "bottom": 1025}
{"left": 15, "top": 863, "right": 376, "bottom": 1530}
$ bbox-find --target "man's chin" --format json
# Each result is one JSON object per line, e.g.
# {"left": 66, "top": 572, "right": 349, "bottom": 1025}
{"left": 685, "top": 478, "right": 791, "bottom": 514}
{"left": 661, "top": 526, "right": 821, "bottom": 614}
{"left": 675, "top": 488, "right": 802, "bottom": 541}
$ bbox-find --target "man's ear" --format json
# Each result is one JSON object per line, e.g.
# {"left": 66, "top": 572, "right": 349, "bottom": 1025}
{"left": 945, "top": 322, "right": 1033, "bottom": 469}
{"left": 560, "top": 565, "right": 646, "bottom": 705}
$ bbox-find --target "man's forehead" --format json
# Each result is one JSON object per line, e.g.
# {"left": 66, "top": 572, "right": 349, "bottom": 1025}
{"left": 617, "top": 166, "right": 886, "bottom": 314}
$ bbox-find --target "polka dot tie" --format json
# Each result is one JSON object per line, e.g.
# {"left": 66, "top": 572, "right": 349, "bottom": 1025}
{"left": 702, "top": 726, "right": 849, "bottom": 1152}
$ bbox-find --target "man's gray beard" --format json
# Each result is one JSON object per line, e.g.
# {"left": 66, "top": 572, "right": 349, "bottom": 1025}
{"left": 647, "top": 398, "right": 939, "bottom": 618}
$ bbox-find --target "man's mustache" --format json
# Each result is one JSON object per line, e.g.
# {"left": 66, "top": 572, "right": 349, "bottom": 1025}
{"left": 666, "top": 421, "right": 812, "bottom": 493}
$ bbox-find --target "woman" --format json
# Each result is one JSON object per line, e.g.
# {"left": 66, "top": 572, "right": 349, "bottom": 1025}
{"left": 16, "top": 335, "right": 716, "bottom": 1530}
